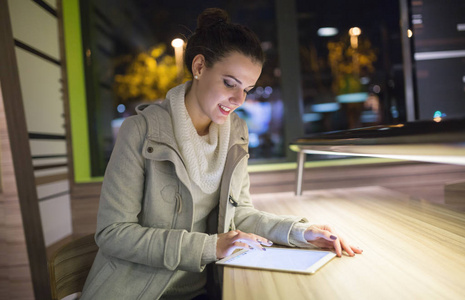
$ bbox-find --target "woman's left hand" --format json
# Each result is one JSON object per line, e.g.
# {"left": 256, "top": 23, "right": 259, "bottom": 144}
{"left": 304, "top": 224, "right": 363, "bottom": 257}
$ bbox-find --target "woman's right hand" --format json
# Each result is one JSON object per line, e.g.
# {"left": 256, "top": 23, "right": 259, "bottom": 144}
{"left": 216, "top": 230, "right": 273, "bottom": 259}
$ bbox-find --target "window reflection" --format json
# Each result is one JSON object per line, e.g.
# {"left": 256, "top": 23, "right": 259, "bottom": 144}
{"left": 296, "top": 0, "right": 405, "bottom": 134}
{"left": 237, "top": 86, "right": 285, "bottom": 159}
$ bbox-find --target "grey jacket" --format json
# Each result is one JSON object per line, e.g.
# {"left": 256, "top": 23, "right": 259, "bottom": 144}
{"left": 81, "top": 94, "right": 305, "bottom": 300}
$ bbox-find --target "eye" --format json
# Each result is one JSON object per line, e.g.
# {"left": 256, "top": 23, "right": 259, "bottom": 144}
{"left": 245, "top": 87, "right": 256, "bottom": 96}
{"left": 223, "top": 79, "right": 235, "bottom": 88}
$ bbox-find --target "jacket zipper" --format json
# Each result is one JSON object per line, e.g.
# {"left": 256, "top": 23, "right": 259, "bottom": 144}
{"left": 228, "top": 195, "right": 238, "bottom": 207}
{"left": 221, "top": 152, "right": 249, "bottom": 232}
{"left": 225, "top": 152, "right": 249, "bottom": 204}
{"left": 171, "top": 192, "right": 182, "bottom": 228}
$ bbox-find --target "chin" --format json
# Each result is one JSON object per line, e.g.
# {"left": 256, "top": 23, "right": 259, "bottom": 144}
{"left": 211, "top": 116, "right": 229, "bottom": 125}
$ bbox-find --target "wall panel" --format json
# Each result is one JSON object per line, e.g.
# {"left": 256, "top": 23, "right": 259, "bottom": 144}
{"left": 36, "top": 179, "right": 69, "bottom": 199}
{"left": 43, "top": 0, "right": 56, "bottom": 10}
{"left": 39, "top": 195, "right": 72, "bottom": 246}
{"left": 15, "top": 48, "right": 64, "bottom": 135}
{"left": 2, "top": 1, "right": 73, "bottom": 297}
{"left": 29, "top": 139, "right": 66, "bottom": 157}
{"left": 8, "top": 0, "right": 59, "bottom": 60}
{"left": 34, "top": 166, "right": 68, "bottom": 178}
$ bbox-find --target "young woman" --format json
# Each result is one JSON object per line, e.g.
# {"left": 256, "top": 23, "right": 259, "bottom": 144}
{"left": 81, "top": 8, "right": 362, "bottom": 300}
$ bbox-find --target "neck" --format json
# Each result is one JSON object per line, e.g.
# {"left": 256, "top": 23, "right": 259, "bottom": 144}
{"left": 185, "top": 82, "right": 211, "bottom": 136}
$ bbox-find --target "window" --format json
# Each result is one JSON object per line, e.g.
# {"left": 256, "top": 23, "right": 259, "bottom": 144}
{"left": 76, "top": 0, "right": 407, "bottom": 179}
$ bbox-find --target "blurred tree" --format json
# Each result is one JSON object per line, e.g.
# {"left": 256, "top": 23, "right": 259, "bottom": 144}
{"left": 327, "top": 35, "right": 377, "bottom": 95}
{"left": 114, "top": 44, "right": 190, "bottom": 103}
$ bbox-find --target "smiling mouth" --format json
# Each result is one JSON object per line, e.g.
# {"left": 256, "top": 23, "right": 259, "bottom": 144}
{"left": 219, "top": 104, "right": 231, "bottom": 115}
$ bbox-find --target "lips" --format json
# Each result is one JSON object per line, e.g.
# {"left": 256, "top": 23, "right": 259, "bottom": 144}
{"left": 218, "top": 104, "right": 231, "bottom": 115}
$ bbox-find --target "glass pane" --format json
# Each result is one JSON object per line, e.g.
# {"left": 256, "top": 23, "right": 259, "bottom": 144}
{"left": 80, "top": 0, "right": 410, "bottom": 177}
{"left": 82, "top": 1, "right": 285, "bottom": 177}
{"left": 411, "top": 0, "right": 465, "bottom": 120}
{"left": 295, "top": 0, "right": 406, "bottom": 134}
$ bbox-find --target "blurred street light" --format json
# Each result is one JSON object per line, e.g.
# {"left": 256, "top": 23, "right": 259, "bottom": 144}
{"left": 171, "top": 38, "right": 185, "bottom": 83}
{"left": 349, "top": 27, "right": 361, "bottom": 49}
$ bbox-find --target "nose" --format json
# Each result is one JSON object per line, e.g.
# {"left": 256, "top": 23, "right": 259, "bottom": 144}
{"left": 229, "top": 89, "right": 246, "bottom": 107}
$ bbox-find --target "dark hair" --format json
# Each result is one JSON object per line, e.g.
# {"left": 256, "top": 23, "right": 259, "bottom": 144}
{"left": 184, "top": 8, "right": 265, "bottom": 74}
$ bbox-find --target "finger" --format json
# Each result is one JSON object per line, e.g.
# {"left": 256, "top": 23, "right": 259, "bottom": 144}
{"left": 339, "top": 237, "right": 354, "bottom": 256}
{"left": 234, "top": 232, "right": 266, "bottom": 251}
{"left": 314, "top": 228, "right": 344, "bottom": 256}
{"left": 253, "top": 234, "right": 273, "bottom": 246}
{"left": 219, "top": 241, "right": 248, "bottom": 257}
{"left": 313, "top": 228, "right": 339, "bottom": 243}
{"left": 238, "top": 232, "right": 271, "bottom": 246}
{"left": 351, "top": 245, "right": 363, "bottom": 254}
{"left": 228, "top": 230, "right": 241, "bottom": 238}
{"left": 232, "top": 241, "right": 251, "bottom": 250}
{"left": 332, "top": 236, "right": 342, "bottom": 257}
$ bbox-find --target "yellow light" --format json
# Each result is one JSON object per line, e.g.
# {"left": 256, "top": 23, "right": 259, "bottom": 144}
{"left": 171, "top": 38, "right": 184, "bottom": 48}
{"left": 171, "top": 38, "right": 185, "bottom": 83}
{"left": 349, "top": 27, "right": 361, "bottom": 37}
{"left": 407, "top": 29, "right": 413, "bottom": 38}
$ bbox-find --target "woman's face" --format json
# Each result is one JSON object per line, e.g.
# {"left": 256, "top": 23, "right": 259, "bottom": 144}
{"left": 190, "top": 52, "right": 263, "bottom": 126}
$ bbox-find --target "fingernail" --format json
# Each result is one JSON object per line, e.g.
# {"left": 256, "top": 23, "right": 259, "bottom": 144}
{"left": 330, "top": 235, "right": 337, "bottom": 240}
{"left": 262, "top": 247, "right": 266, "bottom": 251}
{"left": 249, "top": 245, "right": 254, "bottom": 250}
{"left": 268, "top": 240, "right": 273, "bottom": 245}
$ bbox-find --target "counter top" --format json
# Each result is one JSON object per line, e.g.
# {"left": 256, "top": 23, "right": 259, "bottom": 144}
{"left": 223, "top": 187, "right": 465, "bottom": 300}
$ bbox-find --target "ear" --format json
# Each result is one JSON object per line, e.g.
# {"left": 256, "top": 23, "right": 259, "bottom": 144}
{"left": 191, "top": 54, "right": 206, "bottom": 77}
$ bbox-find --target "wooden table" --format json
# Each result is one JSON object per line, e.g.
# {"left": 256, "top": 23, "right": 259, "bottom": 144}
{"left": 290, "top": 118, "right": 465, "bottom": 195}
{"left": 222, "top": 186, "right": 465, "bottom": 300}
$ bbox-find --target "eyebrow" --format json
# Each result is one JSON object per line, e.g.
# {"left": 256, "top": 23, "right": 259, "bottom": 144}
{"left": 224, "top": 75, "right": 255, "bottom": 88}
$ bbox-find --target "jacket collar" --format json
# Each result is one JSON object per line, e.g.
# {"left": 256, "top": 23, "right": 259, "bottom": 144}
{"left": 136, "top": 100, "right": 178, "bottom": 150}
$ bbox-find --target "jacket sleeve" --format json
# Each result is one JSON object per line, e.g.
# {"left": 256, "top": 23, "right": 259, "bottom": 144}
{"left": 232, "top": 156, "right": 309, "bottom": 246}
{"left": 94, "top": 115, "right": 208, "bottom": 272}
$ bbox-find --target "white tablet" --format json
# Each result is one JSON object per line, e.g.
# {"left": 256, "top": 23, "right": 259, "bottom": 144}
{"left": 216, "top": 247, "right": 336, "bottom": 274}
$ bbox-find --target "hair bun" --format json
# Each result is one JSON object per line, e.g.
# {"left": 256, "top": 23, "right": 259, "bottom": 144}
{"left": 197, "top": 8, "right": 230, "bottom": 30}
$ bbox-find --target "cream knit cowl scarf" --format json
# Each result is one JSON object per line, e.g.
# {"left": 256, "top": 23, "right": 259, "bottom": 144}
{"left": 168, "top": 82, "right": 230, "bottom": 194}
